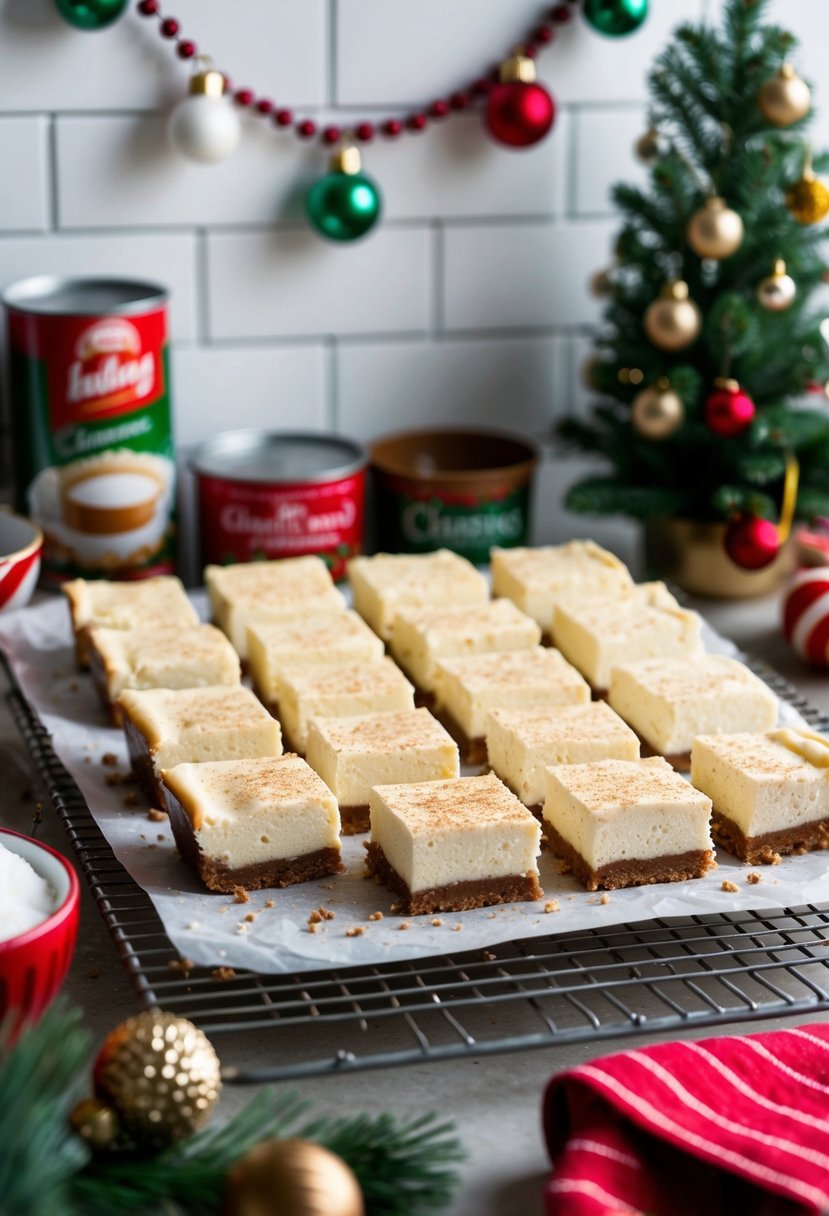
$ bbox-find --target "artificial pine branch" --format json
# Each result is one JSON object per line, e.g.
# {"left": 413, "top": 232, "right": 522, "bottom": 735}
{"left": 1, "top": 1005, "right": 463, "bottom": 1216}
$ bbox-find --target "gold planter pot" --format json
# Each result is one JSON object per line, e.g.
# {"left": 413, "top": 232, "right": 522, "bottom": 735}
{"left": 644, "top": 517, "right": 794, "bottom": 599}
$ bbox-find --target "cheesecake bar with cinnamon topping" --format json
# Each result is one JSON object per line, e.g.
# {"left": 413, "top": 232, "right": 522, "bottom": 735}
{"left": 63, "top": 575, "right": 198, "bottom": 668}
{"left": 347, "top": 549, "right": 489, "bottom": 641}
{"left": 366, "top": 772, "right": 542, "bottom": 915}
{"left": 691, "top": 728, "right": 829, "bottom": 863}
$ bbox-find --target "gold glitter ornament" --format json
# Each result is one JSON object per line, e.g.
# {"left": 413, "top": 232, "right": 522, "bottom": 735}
{"left": 631, "top": 377, "right": 684, "bottom": 439}
{"left": 686, "top": 196, "right": 744, "bottom": 259}
{"left": 634, "top": 127, "right": 661, "bottom": 163}
{"left": 69, "top": 1097, "right": 121, "bottom": 1151}
{"left": 224, "top": 1137, "right": 364, "bottom": 1216}
{"left": 93, "top": 1010, "right": 221, "bottom": 1149}
{"left": 643, "top": 280, "right": 702, "bottom": 351}
{"left": 589, "top": 267, "right": 613, "bottom": 297}
{"left": 758, "top": 63, "right": 811, "bottom": 127}
{"left": 757, "top": 259, "right": 797, "bottom": 311}
{"left": 786, "top": 169, "right": 829, "bottom": 225}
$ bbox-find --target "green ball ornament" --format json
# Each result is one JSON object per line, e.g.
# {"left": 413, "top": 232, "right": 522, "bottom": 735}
{"left": 584, "top": 0, "right": 648, "bottom": 37}
{"left": 54, "top": 0, "right": 128, "bottom": 29}
{"left": 306, "top": 148, "right": 381, "bottom": 243}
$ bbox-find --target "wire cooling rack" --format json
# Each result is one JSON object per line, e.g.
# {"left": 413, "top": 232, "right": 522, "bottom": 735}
{"left": 9, "top": 655, "right": 829, "bottom": 1084}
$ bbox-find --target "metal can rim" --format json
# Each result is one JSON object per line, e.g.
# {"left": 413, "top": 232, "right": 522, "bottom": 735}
{"left": 190, "top": 430, "right": 367, "bottom": 486}
{"left": 1, "top": 275, "right": 169, "bottom": 316}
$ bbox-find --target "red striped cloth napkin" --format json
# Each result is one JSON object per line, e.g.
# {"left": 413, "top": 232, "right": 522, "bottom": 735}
{"left": 543, "top": 1023, "right": 829, "bottom": 1215}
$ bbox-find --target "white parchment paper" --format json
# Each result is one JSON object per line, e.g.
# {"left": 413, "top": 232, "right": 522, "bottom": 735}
{"left": 1, "top": 594, "right": 827, "bottom": 975}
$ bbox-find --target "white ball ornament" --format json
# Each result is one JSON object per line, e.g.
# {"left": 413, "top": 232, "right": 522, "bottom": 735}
{"left": 170, "top": 68, "right": 241, "bottom": 164}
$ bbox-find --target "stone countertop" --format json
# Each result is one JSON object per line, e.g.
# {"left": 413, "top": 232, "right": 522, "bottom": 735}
{"left": 1, "top": 591, "right": 827, "bottom": 1216}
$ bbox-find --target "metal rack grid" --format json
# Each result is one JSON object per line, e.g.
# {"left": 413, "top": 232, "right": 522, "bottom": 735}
{"left": 9, "top": 654, "right": 829, "bottom": 1085}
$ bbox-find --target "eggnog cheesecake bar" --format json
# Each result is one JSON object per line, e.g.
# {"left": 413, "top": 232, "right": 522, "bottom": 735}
{"left": 88, "top": 624, "right": 241, "bottom": 724}
{"left": 275, "top": 656, "right": 415, "bottom": 753}
{"left": 390, "top": 598, "right": 541, "bottom": 701}
{"left": 247, "top": 610, "right": 385, "bottom": 706}
{"left": 552, "top": 581, "right": 702, "bottom": 693}
{"left": 691, "top": 728, "right": 829, "bottom": 863}
{"left": 365, "top": 772, "right": 542, "bottom": 915}
{"left": 206, "top": 556, "right": 346, "bottom": 659}
{"left": 120, "top": 685, "right": 282, "bottom": 806}
{"left": 609, "top": 655, "right": 778, "bottom": 770}
{"left": 543, "top": 756, "right": 715, "bottom": 891}
{"left": 433, "top": 647, "right": 591, "bottom": 764}
{"left": 347, "top": 549, "right": 489, "bottom": 641}
{"left": 63, "top": 575, "right": 198, "bottom": 668}
{"left": 487, "top": 701, "right": 640, "bottom": 817}
{"left": 161, "top": 754, "right": 343, "bottom": 893}
{"left": 306, "top": 708, "right": 459, "bottom": 834}
{"left": 491, "top": 541, "right": 633, "bottom": 636}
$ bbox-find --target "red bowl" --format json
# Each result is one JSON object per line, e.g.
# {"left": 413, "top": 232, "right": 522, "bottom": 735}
{"left": 0, "top": 510, "right": 42, "bottom": 612}
{"left": 0, "top": 828, "right": 80, "bottom": 1041}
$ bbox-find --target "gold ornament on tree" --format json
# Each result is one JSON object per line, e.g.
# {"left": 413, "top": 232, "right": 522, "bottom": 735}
{"left": 68, "top": 1097, "right": 122, "bottom": 1152}
{"left": 643, "top": 280, "right": 702, "bottom": 351}
{"left": 686, "top": 196, "right": 744, "bottom": 259}
{"left": 785, "top": 149, "right": 829, "bottom": 225}
{"left": 589, "top": 267, "right": 613, "bottom": 298}
{"left": 758, "top": 63, "right": 811, "bottom": 126}
{"left": 224, "top": 1137, "right": 364, "bottom": 1216}
{"left": 92, "top": 1010, "right": 222, "bottom": 1150}
{"left": 634, "top": 127, "right": 661, "bottom": 163}
{"left": 631, "top": 377, "right": 684, "bottom": 439}
{"left": 757, "top": 258, "right": 797, "bottom": 311}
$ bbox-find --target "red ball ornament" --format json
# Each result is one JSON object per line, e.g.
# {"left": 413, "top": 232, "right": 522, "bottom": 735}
{"left": 724, "top": 514, "right": 780, "bottom": 570}
{"left": 485, "top": 54, "right": 555, "bottom": 148}
{"left": 783, "top": 568, "right": 829, "bottom": 668}
{"left": 704, "top": 378, "right": 756, "bottom": 437}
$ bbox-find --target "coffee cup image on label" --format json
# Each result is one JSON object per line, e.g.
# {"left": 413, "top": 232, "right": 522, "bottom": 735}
{"left": 27, "top": 450, "right": 175, "bottom": 571}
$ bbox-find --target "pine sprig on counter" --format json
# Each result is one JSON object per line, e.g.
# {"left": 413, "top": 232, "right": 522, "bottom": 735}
{"left": 1, "top": 1004, "right": 464, "bottom": 1216}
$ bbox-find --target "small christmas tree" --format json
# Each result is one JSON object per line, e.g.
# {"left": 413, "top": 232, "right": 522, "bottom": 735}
{"left": 559, "top": 0, "right": 829, "bottom": 571}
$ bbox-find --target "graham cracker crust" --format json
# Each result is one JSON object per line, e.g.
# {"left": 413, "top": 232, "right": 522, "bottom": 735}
{"left": 432, "top": 704, "right": 487, "bottom": 766}
{"left": 713, "top": 811, "right": 829, "bottom": 865}
{"left": 542, "top": 821, "right": 713, "bottom": 892}
{"left": 638, "top": 739, "right": 692, "bottom": 772}
{"left": 414, "top": 689, "right": 436, "bottom": 711}
{"left": 122, "top": 711, "right": 163, "bottom": 805}
{"left": 340, "top": 804, "right": 370, "bottom": 835}
{"left": 163, "top": 787, "right": 344, "bottom": 893}
{"left": 365, "top": 841, "right": 542, "bottom": 915}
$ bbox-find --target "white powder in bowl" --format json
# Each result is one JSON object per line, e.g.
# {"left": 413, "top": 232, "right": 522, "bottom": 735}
{"left": 0, "top": 841, "right": 57, "bottom": 942}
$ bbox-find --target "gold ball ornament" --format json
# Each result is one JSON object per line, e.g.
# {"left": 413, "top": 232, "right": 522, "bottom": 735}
{"left": 686, "top": 196, "right": 744, "bottom": 259}
{"left": 786, "top": 171, "right": 829, "bottom": 225}
{"left": 757, "top": 259, "right": 797, "bottom": 312}
{"left": 224, "top": 1138, "right": 364, "bottom": 1216}
{"left": 634, "top": 127, "right": 661, "bottom": 164}
{"left": 643, "top": 280, "right": 702, "bottom": 351}
{"left": 758, "top": 64, "right": 811, "bottom": 127}
{"left": 69, "top": 1097, "right": 121, "bottom": 1152}
{"left": 93, "top": 1010, "right": 221, "bottom": 1150}
{"left": 631, "top": 378, "right": 684, "bottom": 439}
{"left": 589, "top": 267, "right": 613, "bottom": 297}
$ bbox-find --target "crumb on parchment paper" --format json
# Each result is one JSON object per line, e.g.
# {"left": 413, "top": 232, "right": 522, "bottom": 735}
{"left": 544, "top": 900, "right": 559, "bottom": 913}
{"left": 168, "top": 957, "right": 194, "bottom": 976}
{"left": 747, "top": 871, "right": 762, "bottom": 885}
{"left": 211, "top": 967, "right": 237, "bottom": 981}
{"left": 368, "top": 911, "right": 384, "bottom": 921}
{"left": 233, "top": 886, "right": 249, "bottom": 904}
{"left": 431, "top": 918, "right": 443, "bottom": 927}
{"left": 346, "top": 926, "right": 365, "bottom": 937}
{"left": 265, "top": 899, "right": 275, "bottom": 908}
{"left": 147, "top": 807, "right": 167, "bottom": 821}
{"left": 398, "top": 922, "right": 411, "bottom": 931}
{"left": 721, "top": 880, "right": 740, "bottom": 893}
{"left": 101, "top": 752, "right": 118, "bottom": 767}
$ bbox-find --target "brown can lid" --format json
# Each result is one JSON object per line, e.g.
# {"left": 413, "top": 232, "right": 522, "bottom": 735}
{"left": 370, "top": 427, "right": 538, "bottom": 487}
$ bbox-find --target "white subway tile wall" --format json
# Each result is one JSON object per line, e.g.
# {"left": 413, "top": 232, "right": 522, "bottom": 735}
{"left": 0, "top": 0, "right": 821, "bottom": 555}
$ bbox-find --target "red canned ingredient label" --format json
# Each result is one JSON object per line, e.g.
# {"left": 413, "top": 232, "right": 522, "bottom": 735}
{"left": 198, "top": 473, "right": 364, "bottom": 581}
{"left": 9, "top": 306, "right": 176, "bottom": 584}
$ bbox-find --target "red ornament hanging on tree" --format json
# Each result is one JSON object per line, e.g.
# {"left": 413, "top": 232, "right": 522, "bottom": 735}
{"left": 704, "top": 378, "right": 756, "bottom": 437}
{"left": 723, "top": 514, "right": 780, "bottom": 570}
{"left": 485, "top": 51, "right": 555, "bottom": 148}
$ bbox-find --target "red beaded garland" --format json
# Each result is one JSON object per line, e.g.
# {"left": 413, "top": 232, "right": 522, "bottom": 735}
{"left": 143, "top": 5, "right": 566, "bottom": 151}
{"left": 723, "top": 514, "right": 780, "bottom": 570}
